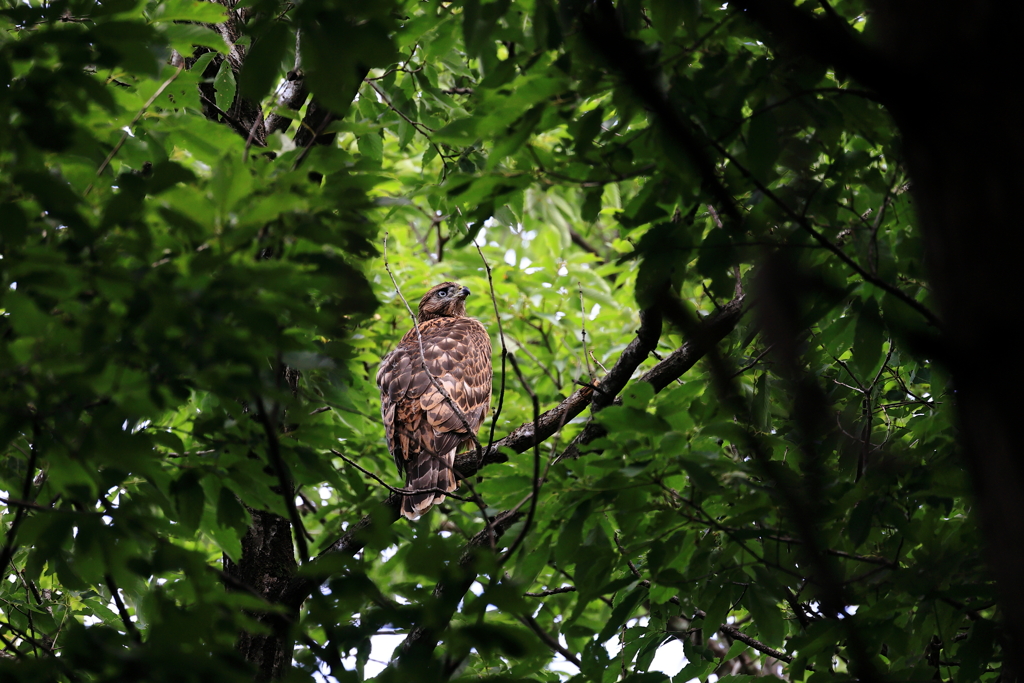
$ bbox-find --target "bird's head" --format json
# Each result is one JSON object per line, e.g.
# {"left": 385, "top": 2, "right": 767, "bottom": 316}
{"left": 417, "top": 281, "right": 471, "bottom": 321}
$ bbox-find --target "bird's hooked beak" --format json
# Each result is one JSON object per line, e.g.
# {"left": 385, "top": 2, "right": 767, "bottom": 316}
{"left": 458, "top": 286, "right": 471, "bottom": 299}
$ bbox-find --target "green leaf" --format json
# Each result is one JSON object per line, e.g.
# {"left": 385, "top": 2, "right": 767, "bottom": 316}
{"left": 214, "top": 59, "right": 236, "bottom": 115}
{"left": 217, "top": 486, "right": 249, "bottom": 532}
{"left": 700, "top": 581, "right": 734, "bottom": 642}
{"left": 151, "top": 0, "right": 226, "bottom": 23}
{"left": 554, "top": 501, "right": 592, "bottom": 567}
{"left": 747, "top": 110, "right": 781, "bottom": 181}
{"left": 238, "top": 21, "right": 291, "bottom": 101}
{"left": 744, "top": 585, "right": 785, "bottom": 648}
{"left": 358, "top": 133, "right": 384, "bottom": 164}
{"left": 619, "top": 673, "right": 668, "bottom": 683}
{"left": 301, "top": 17, "right": 396, "bottom": 113}
{"left": 847, "top": 497, "right": 875, "bottom": 549}
{"left": 853, "top": 297, "right": 884, "bottom": 379}
{"left": 597, "top": 585, "right": 647, "bottom": 644}
{"left": 956, "top": 618, "right": 995, "bottom": 683}
{"left": 621, "top": 382, "right": 655, "bottom": 410}
{"left": 171, "top": 471, "right": 205, "bottom": 534}
{"left": 649, "top": 0, "right": 686, "bottom": 42}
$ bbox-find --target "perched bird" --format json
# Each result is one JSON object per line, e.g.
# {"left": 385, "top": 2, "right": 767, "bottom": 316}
{"left": 376, "top": 282, "right": 492, "bottom": 519}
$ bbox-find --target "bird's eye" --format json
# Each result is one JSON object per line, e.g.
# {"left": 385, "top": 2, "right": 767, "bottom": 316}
{"left": 437, "top": 290, "right": 448, "bottom": 298}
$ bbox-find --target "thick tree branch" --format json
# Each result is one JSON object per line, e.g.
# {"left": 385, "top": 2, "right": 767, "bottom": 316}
{"left": 591, "top": 308, "right": 662, "bottom": 412}
{"left": 560, "top": 296, "right": 745, "bottom": 459}
{"left": 265, "top": 33, "right": 309, "bottom": 135}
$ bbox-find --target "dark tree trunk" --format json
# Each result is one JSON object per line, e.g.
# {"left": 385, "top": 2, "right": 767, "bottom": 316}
{"left": 735, "top": 0, "right": 1024, "bottom": 667}
{"left": 878, "top": 3, "right": 1024, "bottom": 670}
{"left": 224, "top": 508, "right": 298, "bottom": 682}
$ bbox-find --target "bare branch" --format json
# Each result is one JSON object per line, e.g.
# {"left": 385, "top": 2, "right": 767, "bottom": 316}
{"left": 694, "top": 609, "right": 795, "bottom": 663}
{"left": 518, "top": 613, "right": 581, "bottom": 668}
{"left": 524, "top": 586, "right": 578, "bottom": 598}
{"left": 104, "top": 574, "right": 140, "bottom": 643}
{"left": 86, "top": 65, "right": 183, "bottom": 194}
{"left": 330, "top": 449, "right": 473, "bottom": 503}
{"left": 560, "top": 296, "right": 745, "bottom": 460}
{"left": 499, "top": 354, "right": 541, "bottom": 564}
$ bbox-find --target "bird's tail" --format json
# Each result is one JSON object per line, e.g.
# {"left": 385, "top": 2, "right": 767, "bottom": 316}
{"left": 401, "top": 449, "right": 457, "bottom": 520}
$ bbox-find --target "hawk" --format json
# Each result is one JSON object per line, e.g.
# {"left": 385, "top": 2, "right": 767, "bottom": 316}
{"left": 376, "top": 282, "right": 492, "bottom": 519}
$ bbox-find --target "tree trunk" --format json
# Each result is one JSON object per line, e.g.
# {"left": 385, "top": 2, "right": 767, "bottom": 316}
{"left": 224, "top": 508, "right": 298, "bottom": 682}
{"left": 876, "top": 2, "right": 1024, "bottom": 670}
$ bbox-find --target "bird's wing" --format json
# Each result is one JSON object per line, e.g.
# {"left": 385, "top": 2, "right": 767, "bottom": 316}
{"left": 416, "top": 317, "right": 492, "bottom": 457}
{"left": 377, "top": 345, "right": 421, "bottom": 475}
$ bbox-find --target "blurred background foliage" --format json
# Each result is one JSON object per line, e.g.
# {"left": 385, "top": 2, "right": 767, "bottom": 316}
{"left": 0, "top": 0, "right": 1008, "bottom": 682}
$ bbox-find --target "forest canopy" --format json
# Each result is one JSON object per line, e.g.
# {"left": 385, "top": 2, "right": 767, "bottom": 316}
{"left": 1, "top": 1, "right": 1021, "bottom": 682}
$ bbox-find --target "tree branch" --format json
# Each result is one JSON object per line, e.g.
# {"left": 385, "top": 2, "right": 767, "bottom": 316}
{"left": 518, "top": 613, "right": 581, "bottom": 668}
{"left": 104, "top": 574, "right": 140, "bottom": 643}
{"left": 255, "top": 396, "right": 310, "bottom": 562}
{"left": 524, "top": 586, "right": 577, "bottom": 598}
{"left": 693, "top": 609, "right": 794, "bottom": 663}
{"left": 559, "top": 296, "right": 745, "bottom": 460}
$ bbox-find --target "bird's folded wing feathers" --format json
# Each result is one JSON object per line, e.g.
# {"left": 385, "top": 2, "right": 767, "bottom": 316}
{"left": 377, "top": 317, "right": 492, "bottom": 473}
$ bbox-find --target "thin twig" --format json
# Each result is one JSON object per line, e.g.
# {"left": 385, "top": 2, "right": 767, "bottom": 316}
{"left": 473, "top": 238, "right": 509, "bottom": 465}
{"left": 510, "top": 335, "right": 562, "bottom": 390}
{"left": 330, "top": 449, "right": 473, "bottom": 502}
{"left": 0, "top": 433, "right": 39, "bottom": 572}
{"left": 499, "top": 354, "right": 541, "bottom": 564}
{"left": 524, "top": 586, "right": 578, "bottom": 598}
{"left": 579, "top": 283, "right": 594, "bottom": 380}
{"left": 244, "top": 78, "right": 289, "bottom": 160}
{"left": 9, "top": 559, "right": 43, "bottom": 606}
{"left": 730, "top": 344, "right": 774, "bottom": 378}
{"left": 518, "top": 613, "right": 582, "bottom": 667}
{"left": 613, "top": 532, "right": 642, "bottom": 578}
{"left": 198, "top": 92, "right": 248, "bottom": 135}
{"left": 366, "top": 80, "right": 449, "bottom": 180}
{"left": 705, "top": 133, "right": 941, "bottom": 329}
{"left": 104, "top": 574, "right": 140, "bottom": 643}
{"left": 694, "top": 610, "right": 795, "bottom": 663}
{"left": 255, "top": 396, "right": 311, "bottom": 562}
{"left": 87, "top": 65, "right": 184, "bottom": 194}
{"left": 364, "top": 44, "right": 421, "bottom": 81}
